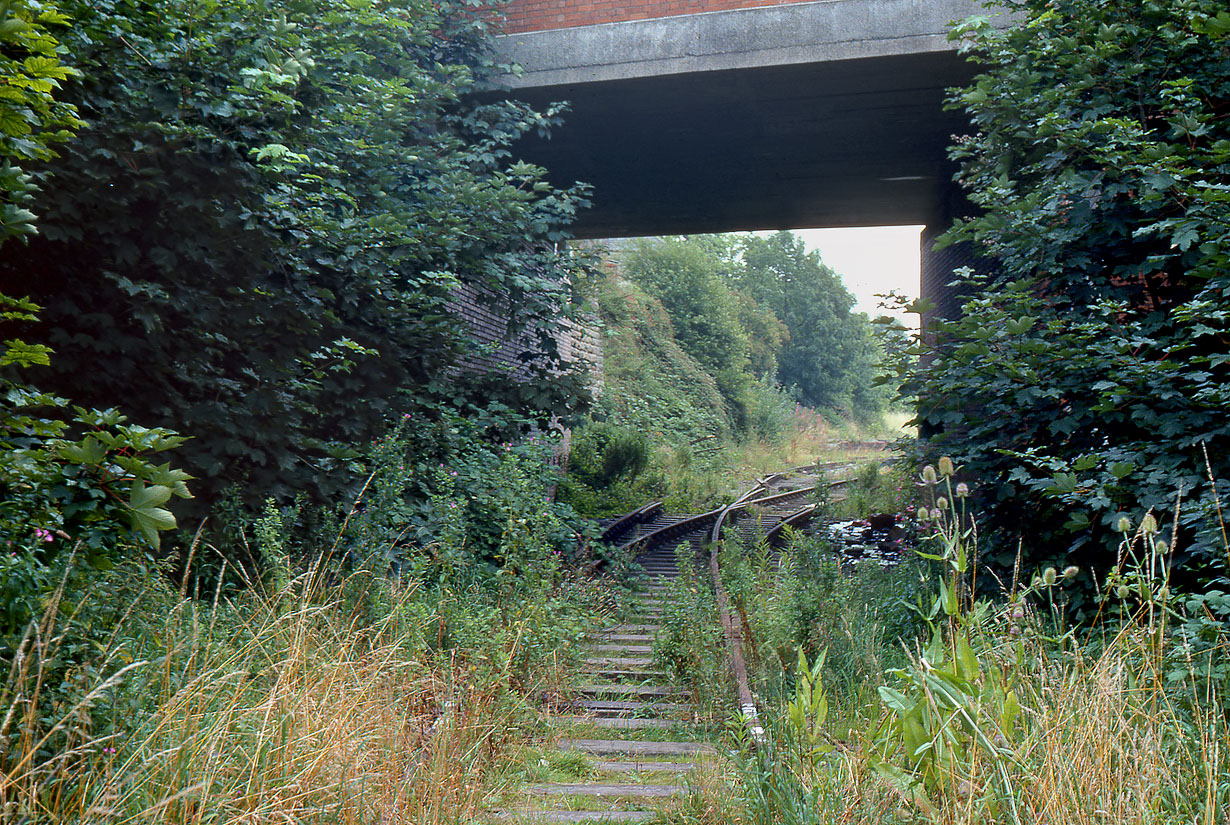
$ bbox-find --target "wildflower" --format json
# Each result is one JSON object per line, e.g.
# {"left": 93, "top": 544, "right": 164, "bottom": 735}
{"left": 1115, "top": 515, "right": 1132, "bottom": 533}
{"left": 936, "top": 496, "right": 949, "bottom": 511}
{"left": 1043, "top": 567, "right": 1057, "bottom": 586}
{"left": 917, "top": 507, "right": 930, "bottom": 522}
{"left": 922, "top": 465, "right": 938, "bottom": 484}
{"left": 956, "top": 482, "right": 970, "bottom": 498}
{"left": 1063, "top": 565, "right": 1080, "bottom": 580}
{"left": 1155, "top": 541, "right": 1168, "bottom": 555}
{"left": 938, "top": 456, "right": 955, "bottom": 477}
{"left": 1115, "top": 584, "right": 1131, "bottom": 599}
{"left": 34, "top": 528, "right": 53, "bottom": 543}
{"left": 1140, "top": 513, "right": 1158, "bottom": 535}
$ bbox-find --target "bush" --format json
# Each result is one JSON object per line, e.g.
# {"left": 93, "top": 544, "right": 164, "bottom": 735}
{"left": 1, "top": 297, "right": 191, "bottom": 635}
{"left": 890, "top": 0, "right": 1230, "bottom": 601}
{"left": 2, "top": 0, "right": 589, "bottom": 525}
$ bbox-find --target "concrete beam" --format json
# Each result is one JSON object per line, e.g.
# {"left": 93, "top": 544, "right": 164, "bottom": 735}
{"left": 497, "top": 0, "right": 981, "bottom": 88}
{"left": 486, "top": 0, "right": 1003, "bottom": 237}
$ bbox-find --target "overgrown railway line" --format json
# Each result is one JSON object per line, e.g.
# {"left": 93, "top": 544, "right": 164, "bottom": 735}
{"left": 493, "top": 459, "right": 879, "bottom": 822}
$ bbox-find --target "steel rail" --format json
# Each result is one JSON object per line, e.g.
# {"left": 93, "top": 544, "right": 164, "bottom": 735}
{"left": 600, "top": 499, "right": 663, "bottom": 544}
{"left": 706, "top": 475, "right": 857, "bottom": 744}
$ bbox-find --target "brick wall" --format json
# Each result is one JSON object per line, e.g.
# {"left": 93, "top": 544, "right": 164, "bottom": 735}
{"left": 499, "top": 0, "right": 812, "bottom": 34}
{"left": 449, "top": 281, "right": 602, "bottom": 467}
{"left": 448, "top": 281, "right": 603, "bottom": 393}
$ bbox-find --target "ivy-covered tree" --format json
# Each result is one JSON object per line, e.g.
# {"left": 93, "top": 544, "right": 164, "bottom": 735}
{"left": 896, "top": 0, "right": 1230, "bottom": 600}
{"left": 1, "top": 0, "right": 590, "bottom": 520}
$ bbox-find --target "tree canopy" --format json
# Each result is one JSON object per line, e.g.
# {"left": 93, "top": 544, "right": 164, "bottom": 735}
{"left": 892, "top": 0, "right": 1230, "bottom": 601}
{"left": 739, "top": 232, "right": 885, "bottom": 418}
{"left": 1, "top": 0, "right": 590, "bottom": 520}
{"left": 623, "top": 233, "right": 885, "bottom": 426}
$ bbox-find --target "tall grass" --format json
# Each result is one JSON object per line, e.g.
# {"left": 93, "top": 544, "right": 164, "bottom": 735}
{"left": 1, "top": 558, "right": 597, "bottom": 824}
{"left": 661, "top": 461, "right": 1230, "bottom": 825}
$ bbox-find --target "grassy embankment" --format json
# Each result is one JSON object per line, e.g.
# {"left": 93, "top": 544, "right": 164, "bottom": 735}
{"left": 561, "top": 267, "right": 905, "bottom": 516}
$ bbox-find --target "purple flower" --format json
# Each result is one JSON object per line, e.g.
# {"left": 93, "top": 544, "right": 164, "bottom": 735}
{"left": 34, "top": 528, "right": 53, "bottom": 543}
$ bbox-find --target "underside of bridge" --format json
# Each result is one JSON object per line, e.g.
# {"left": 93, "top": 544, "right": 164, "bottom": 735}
{"left": 489, "top": 0, "right": 988, "bottom": 238}
{"left": 494, "top": 49, "right": 975, "bottom": 238}
{"left": 488, "top": 0, "right": 992, "bottom": 319}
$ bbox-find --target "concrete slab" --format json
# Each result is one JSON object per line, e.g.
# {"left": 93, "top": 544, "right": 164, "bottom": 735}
{"left": 527, "top": 783, "right": 683, "bottom": 798}
{"left": 558, "top": 716, "right": 686, "bottom": 729}
{"left": 576, "top": 684, "right": 685, "bottom": 697}
{"left": 489, "top": 811, "right": 655, "bottom": 823}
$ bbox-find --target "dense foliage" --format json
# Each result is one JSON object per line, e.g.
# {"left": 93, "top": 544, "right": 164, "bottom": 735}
{"left": 0, "top": 1, "right": 197, "bottom": 633}
{"left": 892, "top": 0, "right": 1230, "bottom": 601}
{"left": 738, "top": 232, "right": 886, "bottom": 418}
{"left": 625, "top": 233, "right": 885, "bottom": 424}
{"left": 1, "top": 0, "right": 589, "bottom": 525}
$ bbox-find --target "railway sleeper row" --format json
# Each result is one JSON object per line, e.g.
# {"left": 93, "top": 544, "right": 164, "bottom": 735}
{"left": 487, "top": 464, "right": 857, "bottom": 822}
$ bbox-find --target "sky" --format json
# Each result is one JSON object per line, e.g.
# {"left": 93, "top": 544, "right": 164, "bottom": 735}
{"left": 748, "top": 225, "right": 923, "bottom": 325}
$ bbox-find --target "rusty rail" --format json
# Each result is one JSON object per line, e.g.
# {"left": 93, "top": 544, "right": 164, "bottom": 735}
{"left": 707, "top": 475, "right": 856, "bottom": 744}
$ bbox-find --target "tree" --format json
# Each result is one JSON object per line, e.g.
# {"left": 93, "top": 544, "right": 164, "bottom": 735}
{"left": 2, "top": 0, "right": 589, "bottom": 521}
{"left": 624, "top": 236, "right": 754, "bottom": 424}
{"left": 1, "top": 1, "right": 191, "bottom": 633}
{"left": 0, "top": 0, "right": 80, "bottom": 241}
{"left": 895, "top": 0, "right": 1230, "bottom": 599}
{"left": 739, "top": 232, "right": 884, "bottom": 419}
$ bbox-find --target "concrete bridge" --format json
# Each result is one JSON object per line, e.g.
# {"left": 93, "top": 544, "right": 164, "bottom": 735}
{"left": 490, "top": 0, "right": 995, "bottom": 317}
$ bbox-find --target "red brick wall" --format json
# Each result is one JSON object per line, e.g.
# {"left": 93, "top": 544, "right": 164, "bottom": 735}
{"left": 499, "top": 0, "right": 811, "bottom": 34}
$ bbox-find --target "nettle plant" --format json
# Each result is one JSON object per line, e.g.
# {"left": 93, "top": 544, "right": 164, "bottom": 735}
{"left": 1, "top": 296, "right": 191, "bottom": 634}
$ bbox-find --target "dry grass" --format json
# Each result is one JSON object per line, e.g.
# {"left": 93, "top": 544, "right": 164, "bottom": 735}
{"left": 0, "top": 565, "right": 577, "bottom": 824}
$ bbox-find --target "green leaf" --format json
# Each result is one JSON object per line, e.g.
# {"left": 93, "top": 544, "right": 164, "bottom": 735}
{"left": 127, "top": 481, "right": 178, "bottom": 549}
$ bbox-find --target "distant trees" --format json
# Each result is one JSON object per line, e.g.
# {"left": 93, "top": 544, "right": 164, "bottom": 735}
{"left": 623, "top": 233, "right": 885, "bottom": 425}
{"left": 891, "top": 0, "right": 1230, "bottom": 599}
{"left": 739, "top": 232, "right": 885, "bottom": 417}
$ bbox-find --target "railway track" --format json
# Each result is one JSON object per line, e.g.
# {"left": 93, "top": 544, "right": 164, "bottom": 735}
{"left": 603, "top": 459, "right": 857, "bottom": 555}
{"left": 490, "top": 461, "right": 878, "bottom": 823}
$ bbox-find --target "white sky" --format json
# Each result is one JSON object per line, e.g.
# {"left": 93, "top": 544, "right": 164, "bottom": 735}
{"left": 748, "top": 225, "right": 923, "bottom": 325}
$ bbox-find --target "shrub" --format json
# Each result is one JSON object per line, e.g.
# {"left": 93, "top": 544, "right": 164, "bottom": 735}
{"left": 1, "top": 297, "right": 191, "bottom": 635}
{"left": 890, "top": 0, "right": 1230, "bottom": 601}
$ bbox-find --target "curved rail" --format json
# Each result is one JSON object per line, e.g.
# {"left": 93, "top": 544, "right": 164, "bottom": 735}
{"left": 600, "top": 499, "right": 662, "bottom": 544}
{"left": 599, "top": 460, "right": 879, "bottom": 746}
{"left": 763, "top": 503, "right": 818, "bottom": 546}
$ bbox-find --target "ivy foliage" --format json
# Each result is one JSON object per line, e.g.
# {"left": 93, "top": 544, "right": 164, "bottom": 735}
{"left": 0, "top": 0, "right": 589, "bottom": 521}
{"left": 892, "top": 0, "right": 1230, "bottom": 599}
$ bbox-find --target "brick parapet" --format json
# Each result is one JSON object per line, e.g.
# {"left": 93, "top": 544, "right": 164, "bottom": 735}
{"left": 497, "top": 0, "right": 812, "bottom": 34}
